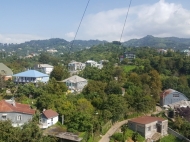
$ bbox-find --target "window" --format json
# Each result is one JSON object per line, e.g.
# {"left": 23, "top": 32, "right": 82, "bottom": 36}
{"left": 2, "top": 114, "right": 7, "bottom": 120}
{"left": 51, "top": 118, "right": 53, "bottom": 121}
{"left": 173, "top": 94, "right": 179, "bottom": 97}
{"left": 17, "top": 115, "right": 22, "bottom": 121}
{"left": 147, "top": 126, "right": 151, "bottom": 131}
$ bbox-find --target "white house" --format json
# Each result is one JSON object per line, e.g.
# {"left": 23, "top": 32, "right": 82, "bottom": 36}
{"left": 85, "top": 60, "right": 103, "bottom": 69}
{"left": 39, "top": 109, "right": 58, "bottom": 129}
{"left": 68, "top": 61, "right": 86, "bottom": 72}
{"left": 37, "top": 64, "right": 54, "bottom": 75}
{"left": 61, "top": 75, "right": 88, "bottom": 93}
{"left": 0, "top": 99, "right": 35, "bottom": 127}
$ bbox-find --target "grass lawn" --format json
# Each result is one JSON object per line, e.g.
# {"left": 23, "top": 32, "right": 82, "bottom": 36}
{"left": 122, "top": 65, "right": 137, "bottom": 73}
{"left": 160, "top": 134, "right": 182, "bottom": 142}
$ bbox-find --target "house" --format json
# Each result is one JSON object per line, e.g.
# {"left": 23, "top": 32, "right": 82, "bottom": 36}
{"left": 157, "top": 49, "right": 167, "bottom": 54}
{"left": 13, "top": 70, "right": 49, "bottom": 84}
{"left": 68, "top": 61, "right": 86, "bottom": 72}
{"left": 160, "top": 89, "right": 189, "bottom": 107}
{"left": 85, "top": 60, "right": 103, "bottom": 69}
{"left": 128, "top": 116, "right": 168, "bottom": 140}
{"left": 0, "top": 99, "right": 35, "bottom": 127}
{"left": 60, "top": 75, "right": 87, "bottom": 93}
{"left": 39, "top": 109, "right": 58, "bottom": 129}
{"left": 0, "top": 63, "right": 13, "bottom": 80}
{"left": 37, "top": 64, "right": 54, "bottom": 75}
{"left": 120, "top": 52, "right": 135, "bottom": 62}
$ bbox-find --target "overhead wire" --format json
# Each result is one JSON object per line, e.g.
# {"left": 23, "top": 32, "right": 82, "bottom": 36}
{"left": 69, "top": 0, "right": 91, "bottom": 53}
{"left": 119, "top": 0, "right": 133, "bottom": 43}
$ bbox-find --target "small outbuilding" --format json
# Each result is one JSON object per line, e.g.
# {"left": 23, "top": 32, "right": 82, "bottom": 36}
{"left": 39, "top": 109, "right": 58, "bottom": 129}
{"left": 160, "top": 89, "right": 188, "bottom": 107}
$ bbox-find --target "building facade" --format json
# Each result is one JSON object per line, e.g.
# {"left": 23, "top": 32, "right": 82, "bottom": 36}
{"left": 13, "top": 70, "right": 49, "bottom": 84}
{"left": 160, "top": 89, "right": 189, "bottom": 107}
{"left": 0, "top": 99, "right": 35, "bottom": 127}
{"left": 128, "top": 116, "right": 168, "bottom": 140}
{"left": 61, "top": 75, "right": 88, "bottom": 93}
{"left": 39, "top": 109, "right": 58, "bottom": 129}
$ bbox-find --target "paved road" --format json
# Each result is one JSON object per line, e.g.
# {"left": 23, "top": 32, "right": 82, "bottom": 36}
{"left": 99, "top": 120, "right": 128, "bottom": 142}
{"left": 99, "top": 107, "right": 163, "bottom": 142}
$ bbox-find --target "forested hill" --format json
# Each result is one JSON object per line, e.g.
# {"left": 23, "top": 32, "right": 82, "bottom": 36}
{"left": 0, "top": 38, "right": 107, "bottom": 54}
{"left": 123, "top": 35, "right": 190, "bottom": 49}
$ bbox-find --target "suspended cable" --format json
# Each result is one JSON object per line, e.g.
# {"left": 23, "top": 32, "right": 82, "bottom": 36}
{"left": 69, "top": 0, "right": 91, "bottom": 53}
{"left": 119, "top": 0, "right": 133, "bottom": 43}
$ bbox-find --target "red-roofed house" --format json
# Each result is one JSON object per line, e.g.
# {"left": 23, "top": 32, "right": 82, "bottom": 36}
{"left": 0, "top": 99, "right": 35, "bottom": 127}
{"left": 128, "top": 116, "right": 168, "bottom": 140}
{"left": 39, "top": 109, "right": 58, "bottom": 128}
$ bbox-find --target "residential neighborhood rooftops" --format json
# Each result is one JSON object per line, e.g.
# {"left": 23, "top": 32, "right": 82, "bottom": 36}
{"left": 42, "top": 109, "right": 58, "bottom": 119}
{"left": 13, "top": 70, "right": 49, "bottom": 77}
{"left": 0, "top": 63, "right": 13, "bottom": 76}
{"left": 129, "top": 116, "right": 166, "bottom": 125}
{"left": 61, "top": 75, "right": 87, "bottom": 83}
{"left": 0, "top": 100, "right": 35, "bottom": 115}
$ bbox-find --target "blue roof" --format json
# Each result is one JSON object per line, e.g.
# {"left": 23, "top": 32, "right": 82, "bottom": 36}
{"left": 13, "top": 70, "right": 49, "bottom": 77}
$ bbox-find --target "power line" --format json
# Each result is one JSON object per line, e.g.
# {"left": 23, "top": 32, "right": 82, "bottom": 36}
{"left": 69, "top": 0, "right": 91, "bottom": 53}
{"left": 119, "top": 0, "right": 133, "bottom": 43}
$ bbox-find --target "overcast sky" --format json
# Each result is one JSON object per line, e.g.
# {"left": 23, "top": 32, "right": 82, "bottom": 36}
{"left": 1, "top": 0, "right": 190, "bottom": 43}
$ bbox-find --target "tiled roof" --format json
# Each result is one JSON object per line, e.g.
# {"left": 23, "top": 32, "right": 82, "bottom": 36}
{"left": 129, "top": 116, "right": 166, "bottom": 125}
{"left": 61, "top": 75, "right": 87, "bottom": 83}
{"left": 0, "top": 100, "right": 35, "bottom": 115}
{"left": 42, "top": 109, "right": 58, "bottom": 119}
{"left": 13, "top": 70, "right": 49, "bottom": 77}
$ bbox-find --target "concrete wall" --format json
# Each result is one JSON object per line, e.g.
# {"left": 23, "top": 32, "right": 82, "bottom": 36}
{"left": 168, "top": 127, "right": 190, "bottom": 142}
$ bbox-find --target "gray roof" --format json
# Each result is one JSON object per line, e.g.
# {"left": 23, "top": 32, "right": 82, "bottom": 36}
{"left": 61, "top": 75, "right": 87, "bottom": 83}
{"left": 0, "top": 63, "right": 13, "bottom": 76}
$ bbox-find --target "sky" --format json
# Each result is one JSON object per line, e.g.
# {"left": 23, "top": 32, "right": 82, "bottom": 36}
{"left": 0, "top": 0, "right": 190, "bottom": 43}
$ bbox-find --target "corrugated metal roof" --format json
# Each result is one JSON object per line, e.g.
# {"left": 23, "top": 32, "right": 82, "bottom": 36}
{"left": 13, "top": 70, "right": 49, "bottom": 77}
{"left": 61, "top": 75, "right": 87, "bottom": 83}
{"left": 129, "top": 116, "right": 166, "bottom": 125}
{"left": 0, "top": 63, "right": 13, "bottom": 75}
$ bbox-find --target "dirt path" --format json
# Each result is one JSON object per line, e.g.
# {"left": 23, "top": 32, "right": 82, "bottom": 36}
{"left": 99, "top": 120, "right": 128, "bottom": 142}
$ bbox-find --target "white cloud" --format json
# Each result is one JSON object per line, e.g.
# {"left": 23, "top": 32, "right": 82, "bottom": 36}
{"left": 0, "top": 34, "right": 47, "bottom": 44}
{"left": 65, "top": 32, "right": 75, "bottom": 39}
{"left": 77, "top": 0, "right": 190, "bottom": 41}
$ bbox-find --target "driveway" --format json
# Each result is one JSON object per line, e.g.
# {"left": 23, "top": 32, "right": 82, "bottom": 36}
{"left": 99, "top": 120, "right": 128, "bottom": 142}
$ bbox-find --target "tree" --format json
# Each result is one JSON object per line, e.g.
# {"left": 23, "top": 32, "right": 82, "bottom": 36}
{"left": 50, "top": 65, "right": 69, "bottom": 81}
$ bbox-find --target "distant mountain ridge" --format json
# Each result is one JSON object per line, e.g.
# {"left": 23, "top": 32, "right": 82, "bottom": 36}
{"left": 0, "top": 36, "right": 190, "bottom": 56}
{"left": 123, "top": 35, "right": 190, "bottom": 49}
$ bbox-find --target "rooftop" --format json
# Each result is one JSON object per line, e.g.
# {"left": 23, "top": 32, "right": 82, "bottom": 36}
{"left": 38, "top": 64, "right": 53, "bottom": 68}
{"left": 0, "top": 100, "right": 35, "bottom": 115}
{"left": 0, "top": 63, "right": 13, "bottom": 76}
{"left": 13, "top": 70, "right": 49, "bottom": 78}
{"left": 61, "top": 75, "right": 87, "bottom": 83}
{"left": 42, "top": 109, "right": 58, "bottom": 119}
{"left": 129, "top": 116, "right": 166, "bottom": 125}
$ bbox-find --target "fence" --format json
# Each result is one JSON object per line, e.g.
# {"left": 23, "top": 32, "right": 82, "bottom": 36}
{"left": 168, "top": 127, "right": 190, "bottom": 142}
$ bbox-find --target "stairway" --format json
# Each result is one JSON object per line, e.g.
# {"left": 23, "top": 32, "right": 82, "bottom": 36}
{"left": 151, "top": 132, "right": 161, "bottom": 141}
